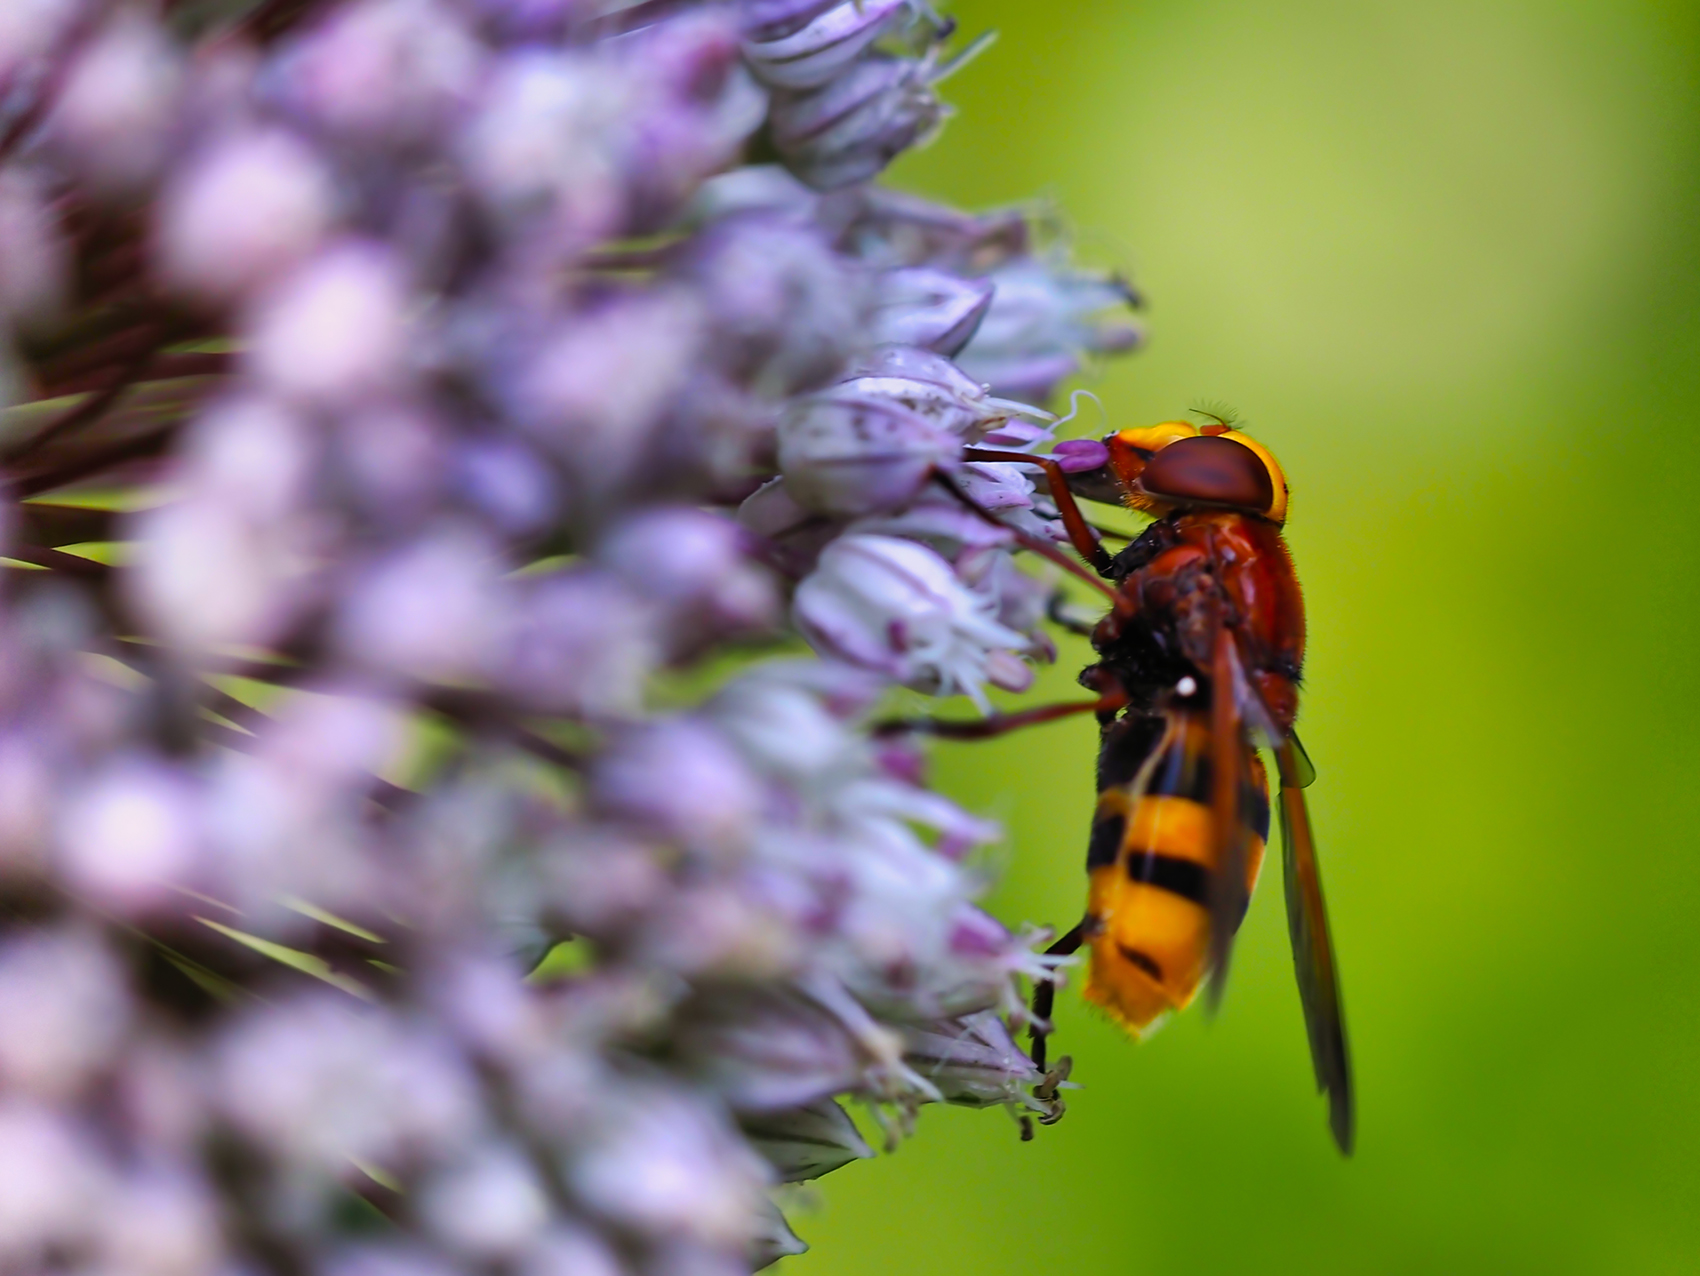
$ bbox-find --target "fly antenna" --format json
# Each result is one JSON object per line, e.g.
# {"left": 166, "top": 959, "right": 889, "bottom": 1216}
{"left": 1188, "top": 401, "right": 1242, "bottom": 430}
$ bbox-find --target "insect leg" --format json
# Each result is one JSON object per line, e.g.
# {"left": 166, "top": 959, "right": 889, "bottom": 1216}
{"left": 872, "top": 691, "right": 1127, "bottom": 741}
{"left": 929, "top": 469, "right": 1120, "bottom": 604}
{"left": 960, "top": 446, "right": 1118, "bottom": 577}
{"left": 1030, "top": 919, "right": 1086, "bottom": 1073}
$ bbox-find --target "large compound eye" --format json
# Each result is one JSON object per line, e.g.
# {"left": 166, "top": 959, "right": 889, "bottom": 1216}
{"left": 1137, "top": 434, "right": 1275, "bottom": 513}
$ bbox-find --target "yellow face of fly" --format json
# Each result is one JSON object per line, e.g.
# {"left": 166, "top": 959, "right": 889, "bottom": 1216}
{"left": 1102, "top": 420, "right": 1290, "bottom": 524}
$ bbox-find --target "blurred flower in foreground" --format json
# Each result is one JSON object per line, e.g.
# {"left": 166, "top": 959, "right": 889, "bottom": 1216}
{"left": 0, "top": 0, "right": 1141, "bottom": 1269}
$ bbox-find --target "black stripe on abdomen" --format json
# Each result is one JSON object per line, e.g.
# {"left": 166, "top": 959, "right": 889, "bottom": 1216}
{"left": 1117, "top": 945, "right": 1164, "bottom": 981}
{"left": 1125, "top": 851, "right": 1212, "bottom": 906}
{"left": 1086, "top": 813, "right": 1126, "bottom": 869}
{"left": 1146, "top": 749, "right": 1270, "bottom": 842}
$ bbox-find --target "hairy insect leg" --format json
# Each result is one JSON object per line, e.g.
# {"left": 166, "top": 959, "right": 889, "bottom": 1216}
{"left": 961, "top": 447, "right": 1118, "bottom": 577}
{"left": 872, "top": 692, "right": 1127, "bottom": 741}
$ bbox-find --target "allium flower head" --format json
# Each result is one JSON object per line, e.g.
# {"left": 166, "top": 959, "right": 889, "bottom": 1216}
{"left": 0, "top": 0, "right": 1144, "bottom": 1267}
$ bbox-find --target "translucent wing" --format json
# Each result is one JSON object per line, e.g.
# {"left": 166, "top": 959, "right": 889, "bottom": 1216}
{"left": 1275, "top": 738, "right": 1354, "bottom": 1155}
{"left": 1287, "top": 730, "right": 1318, "bottom": 788}
{"left": 1202, "top": 627, "right": 1253, "bottom": 1011}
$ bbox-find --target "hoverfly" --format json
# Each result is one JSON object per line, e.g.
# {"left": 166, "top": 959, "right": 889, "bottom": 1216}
{"left": 901, "top": 412, "right": 1353, "bottom": 1153}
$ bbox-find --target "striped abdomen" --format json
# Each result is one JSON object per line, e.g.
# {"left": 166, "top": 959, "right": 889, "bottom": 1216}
{"left": 1082, "top": 710, "right": 1270, "bottom": 1032}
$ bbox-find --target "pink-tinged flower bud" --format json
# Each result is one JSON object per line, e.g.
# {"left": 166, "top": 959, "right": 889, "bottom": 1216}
{"left": 0, "top": 0, "right": 83, "bottom": 85}
{"left": 455, "top": 437, "right": 561, "bottom": 537}
{"left": 539, "top": 827, "right": 667, "bottom": 940}
{"left": 57, "top": 758, "right": 203, "bottom": 919}
{"left": 868, "top": 268, "right": 993, "bottom": 356}
{"left": 273, "top": 0, "right": 483, "bottom": 148}
{"left": 673, "top": 987, "right": 863, "bottom": 1113}
{"left": 739, "top": 1097, "right": 871, "bottom": 1182}
{"left": 956, "top": 257, "right": 1144, "bottom": 402}
{"left": 0, "top": 734, "right": 52, "bottom": 879}
{"left": 570, "top": 1084, "right": 769, "bottom": 1250}
{"left": 45, "top": 10, "right": 182, "bottom": 193}
{"left": 678, "top": 213, "right": 867, "bottom": 396}
{"left": 601, "top": 506, "right": 777, "bottom": 653}
{"left": 96, "top": 1167, "right": 222, "bottom": 1276}
{"left": 769, "top": 53, "right": 945, "bottom": 191}
{"left": 419, "top": 1141, "right": 551, "bottom": 1260}
{"left": 459, "top": 50, "right": 625, "bottom": 249}
{"left": 793, "top": 534, "right": 1029, "bottom": 709}
{"left": 0, "top": 170, "right": 66, "bottom": 325}
{"left": 777, "top": 394, "right": 954, "bottom": 516}
{"left": 0, "top": 928, "right": 131, "bottom": 1100}
{"left": 621, "top": 14, "right": 766, "bottom": 226}
{"left": 500, "top": 569, "right": 657, "bottom": 716}
{"left": 592, "top": 720, "right": 762, "bottom": 859}
{"left": 518, "top": 1225, "right": 626, "bottom": 1276}
{"left": 214, "top": 994, "right": 479, "bottom": 1173}
{"left": 154, "top": 128, "right": 335, "bottom": 304}
{"left": 0, "top": 1102, "right": 108, "bottom": 1265}
{"left": 129, "top": 395, "right": 319, "bottom": 654}
{"left": 739, "top": 0, "right": 843, "bottom": 40}
{"left": 742, "top": 0, "right": 910, "bottom": 90}
{"left": 335, "top": 526, "right": 508, "bottom": 685}
{"left": 512, "top": 290, "right": 704, "bottom": 485}
{"left": 843, "top": 344, "right": 1049, "bottom": 440}
{"left": 709, "top": 659, "right": 878, "bottom": 787}
{"left": 899, "top": 1010, "right": 1041, "bottom": 1108}
{"left": 321, "top": 1242, "right": 466, "bottom": 1276}
{"left": 248, "top": 241, "right": 408, "bottom": 405}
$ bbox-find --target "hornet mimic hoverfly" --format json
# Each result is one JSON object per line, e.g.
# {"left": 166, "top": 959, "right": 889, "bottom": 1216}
{"left": 896, "top": 412, "right": 1354, "bottom": 1154}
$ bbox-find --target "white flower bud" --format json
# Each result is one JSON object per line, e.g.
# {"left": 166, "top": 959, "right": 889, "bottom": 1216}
{"left": 673, "top": 988, "right": 863, "bottom": 1113}
{"left": 0, "top": 1102, "right": 108, "bottom": 1265}
{"left": 47, "top": 10, "right": 183, "bottom": 192}
{"left": 129, "top": 396, "right": 319, "bottom": 655}
{"left": 500, "top": 569, "right": 657, "bottom": 716}
{"left": 571, "top": 1085, "right": 768, "bottom": 1250}
{"left": 777, "top": 393, "right": 956, "bottom": 516}
{"left": 593, "top": 719, "right": 762, "bottom": 859}
{"left": 956, "top": 257, "right": 1143, "bottom": 402}
{"left": 335, "top": 526, "right": 508, "bottom": 684}
{"left": 0, "top": 0, "right": 81, "bottom": 85}
{"left": 0, "top": 927, "right": 131, "bottom": 1099}
{"left": 248, "top": 241, "right": 408, "bottom": 405}
{"left": 154, "top": 129, "right": 335, "bottom": 303}
{"left": 275, "top": 0, "right": 482, "bottom": 146}
{"left": 868, "top": 268, "right": 994, "bottom": 356}
{"left": 518, "top": 1225, "right": 626, "bottom": 1276}
{"left": 793, "top": 534, "right": 1030, "bottom": 709}
{"left": 420, "top": 1142, "right": 551, "bottom": 1260}
{"left": 742, "top": 0, "right": 910, "bottom": 89}
{"left": 513, "top": 290, "right": 704, "bottom": 483}
{"left": 58, "top": 758, "right": 203, "bottom": 918}
{"left": 214, "top": 994, "right": 479, "bottom": 1172}
{"left": 96, "top": 1168, "right": 223, "bottom": 1276}
{"left": 740, "top": 1097, "right": 871, "bottom": 1182}
{"left": 459, "top": 50, "right": 625, "bottom": 245}
{"left": 900, "top": 1010, "right": 1041, "bottom": 1108}
{"left": 0, "top": 169, "right": 67, "bottom": 324}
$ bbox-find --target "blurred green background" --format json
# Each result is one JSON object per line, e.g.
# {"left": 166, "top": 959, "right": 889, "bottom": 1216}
{"left": 789, "top": 1, "right": 1700, "bottom": 1273}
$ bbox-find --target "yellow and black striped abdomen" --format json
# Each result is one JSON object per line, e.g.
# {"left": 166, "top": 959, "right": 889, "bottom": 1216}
{"left": 1082, "top": 711, "right": 1270, "bottom": 1033}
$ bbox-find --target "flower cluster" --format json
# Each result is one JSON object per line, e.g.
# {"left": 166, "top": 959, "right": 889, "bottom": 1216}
{"left": 0, "top": 0, "right": 1141, "bottom": 1272}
